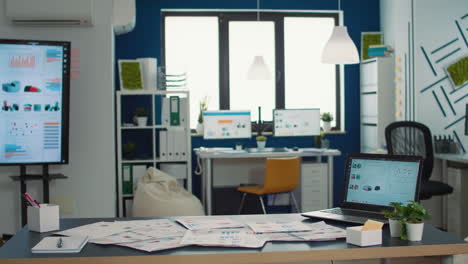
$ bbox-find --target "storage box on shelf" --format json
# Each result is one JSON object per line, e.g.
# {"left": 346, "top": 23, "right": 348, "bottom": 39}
{"left": 116, "top": 90, "right": 191, "bottom": 217}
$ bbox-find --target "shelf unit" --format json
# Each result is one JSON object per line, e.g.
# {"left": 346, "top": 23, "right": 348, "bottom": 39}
{"left": 116, "top": 90, "right": 192, "bottom": 217}
{"left": 360, "top": 57, "right": 395, "bottom": 153}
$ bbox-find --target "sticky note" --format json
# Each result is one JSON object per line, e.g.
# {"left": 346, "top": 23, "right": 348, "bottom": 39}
{"left": 361, "top": 220, "right": 384, "bottom": 231}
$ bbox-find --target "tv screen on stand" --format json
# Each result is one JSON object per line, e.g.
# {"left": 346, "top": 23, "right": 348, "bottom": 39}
{"left": 0, "top": 39, "right": 70, "bottom": 165}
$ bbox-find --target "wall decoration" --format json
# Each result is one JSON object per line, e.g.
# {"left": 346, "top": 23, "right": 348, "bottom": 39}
{"left": 361, "top": 32, "right": 383, "bottom": 60}
{"left": 445, "top": 56, "right": 468, "bottom": 89}
{"left": 118, "top": 60, "right": 144, "bottom": 90}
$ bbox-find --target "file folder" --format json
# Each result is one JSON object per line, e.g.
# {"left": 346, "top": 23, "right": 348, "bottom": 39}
{"left": 167, "top": 128, "right": 175, "bottom": 159}
{"left": 170, "top": 96, "right": 180, "bottom": 126}
{"left": 159, "top": 130, "right": 167, "bottom": 160}
{"left": 161, "top": 97, "right": 170, "bottom": 126}
{"left": 122, "top": 164, "right": 133, "bottom": 195}
{"left": 179, "top": 97, "right": 188, "bottom": 127}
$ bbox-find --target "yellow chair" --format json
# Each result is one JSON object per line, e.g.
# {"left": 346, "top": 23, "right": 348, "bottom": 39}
{"left": 237, "top": 157, "right": 301, "bottom": 214}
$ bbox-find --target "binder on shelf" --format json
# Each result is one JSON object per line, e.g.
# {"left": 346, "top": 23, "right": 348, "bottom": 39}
{"left": 132, "top": 165, "right": 147, "bottom": 191}
{"left": 161, "top": 97, "right": 170, "bottom": 126}
{"left": 159, "top": 130, "right": 168, "bottom": 161}
{"left": 169, "top": 96, "right": 180, "bottom": 126}
{"left": 176, "top": 128, "right": 187, "bottom": 161}
{"left": 167, "top": 128, "right": 175, "bottom": 159}
{"left": 179, "top": 97, "right": 188, "bottom": 127}
{"left": 122, "top": 164, "right": 133, "bottom": 195}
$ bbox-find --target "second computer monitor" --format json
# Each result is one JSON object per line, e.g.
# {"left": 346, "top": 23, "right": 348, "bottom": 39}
{"left": 203, "top": 110, "right": 252, "bottom": 139}
{"left": 273, "top": 108, "right": 321, "bottom": 136}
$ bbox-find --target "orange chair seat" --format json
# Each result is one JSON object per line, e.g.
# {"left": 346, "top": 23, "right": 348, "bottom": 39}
{"left": 238, "top": 185, "right": 269, "bottom": 195}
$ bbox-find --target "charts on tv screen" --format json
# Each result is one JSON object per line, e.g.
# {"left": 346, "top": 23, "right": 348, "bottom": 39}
{"left": 0, "top": 41, "right": 68, "bottom": 164}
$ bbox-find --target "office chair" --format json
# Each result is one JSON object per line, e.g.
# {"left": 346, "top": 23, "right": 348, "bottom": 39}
{"left": 237, "top": 157, "right": 300, "bottom": 214}
{"left": 385, "top": 121, "right": 453, "bottom": 199}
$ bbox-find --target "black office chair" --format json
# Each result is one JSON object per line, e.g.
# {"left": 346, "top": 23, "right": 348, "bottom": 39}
{"left": 385, "top": 121, "right": 453, "bottom": 200}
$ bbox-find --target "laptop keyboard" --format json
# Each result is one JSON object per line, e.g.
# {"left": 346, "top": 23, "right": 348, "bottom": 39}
{"left": 322, "top": 208, "right": 386, "bottom": 220}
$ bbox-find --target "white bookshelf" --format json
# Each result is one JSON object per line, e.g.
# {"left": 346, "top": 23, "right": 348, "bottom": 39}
{"left": 360, "top": 57, "right": 395, "bottom": 153}
{"left": 116, "top": 90, "right": 192, "bottom": 217}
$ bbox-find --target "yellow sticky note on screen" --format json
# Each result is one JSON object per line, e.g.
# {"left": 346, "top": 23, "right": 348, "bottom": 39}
{"left": 361, "top": 220, "right": 384, "bottom": 231}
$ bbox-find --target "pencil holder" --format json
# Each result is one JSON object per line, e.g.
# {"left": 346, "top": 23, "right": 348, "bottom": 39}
{"left": 27, "top": 204, "right": 60, "bottom": 233}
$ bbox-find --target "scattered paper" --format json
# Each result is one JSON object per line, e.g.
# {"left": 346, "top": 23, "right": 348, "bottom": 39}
{"left": 176, "top": 217, "right": 244, "bottom": 230}
{"left": 291, "top": 221, "right": 346, "bottom": 240}
{"left": 361, "top": 220, "right": 384, "bottom": 231}
{"left": 255, "top": 232, "right": 305, "bottom": 242}
{"left": 180, "top": 229, "right": 266, "bottom": 248}
{"left": 91, "top": 231, "right": 154, "bottom": 245}
{"left": 56, "top": 222, "right": 126, "bottom": 240}
{"left": 246, "top": 221, "right": 313, "bottom": 233}
{"left": 118, "top": 237, "right": 185, "bottom": 252}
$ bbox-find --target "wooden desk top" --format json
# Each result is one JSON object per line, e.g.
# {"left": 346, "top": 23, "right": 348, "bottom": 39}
{"left": 1, "top": 214, "right": 467, "bottom": 264}
{"left": 196, "top": 148, "right": 341, "bottom": 159}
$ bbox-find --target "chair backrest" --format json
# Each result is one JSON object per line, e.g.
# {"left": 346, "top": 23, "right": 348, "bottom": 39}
{"left": 263, "top": 157, "right": 300, "bottom": 193}
{"left": 385, "top": 121, "right": 433, "bottom": 182}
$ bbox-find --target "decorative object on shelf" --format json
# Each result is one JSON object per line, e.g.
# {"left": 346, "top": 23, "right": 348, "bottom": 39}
{"left": 401, "top": 200, "right": 430, "bottom": 242}
{"left": 246, "top": 0, "right": 271, "bottom": 80}
{"left": 382, "top": 202, "right": 404, "bottom": 237}
{"left": 321, "top": 112, "right": 333, "bottom": 132}
{"left": 321, "top": 0, "right": 359, "bottom": 64}
{"left": 157, "top": 66, "right": 187, "bottom": 91}
{"left": 256, "top": 135, "right": 267, "bottom": 149}
{"left": 133, "top": 107, "right": 148, "bottom": 127}
{"left": 445, "top": 56, "right": 468, "bottom": 90}
{"left": 118, "top": 59, "right": 144, "bottom": 90}
{"left": 196, "top": 96, "right": 209, "bottom": 135}
{"left": 360, "top": 32, "right": 383, "bottom": 60}
{"left": 137, "top": 57, "right": 157, "bottom": 90}
{"left": 123, "top": 141, "right": 137, "bottom": 160}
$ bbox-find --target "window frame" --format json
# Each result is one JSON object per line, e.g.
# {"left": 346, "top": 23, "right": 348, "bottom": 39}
{"left": 161, "top": 10, "right": 341, "bottom": 131}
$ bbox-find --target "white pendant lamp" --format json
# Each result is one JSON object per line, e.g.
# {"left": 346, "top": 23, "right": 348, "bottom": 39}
{"left": 247, "top": 0, "right": 271, "bottom": 80}
{"left": 321, "top": 0, "right": 360, "bottom": 64}
{"left": 247, "top": 55, "right": 272, "bottom": 80}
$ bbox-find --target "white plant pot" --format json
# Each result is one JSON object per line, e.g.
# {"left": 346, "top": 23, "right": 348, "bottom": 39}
{"left": 406, "top": 222, "right": 424, "bottom": 241}
{"left": 196, "top": 123, "right": 204, "bottom": 135}
{"left": 257, "top": 141, "right": 266, "bottom": 149}
{"left": 389, "top": 219, "right": 402, "bottom": 237}
{"left": 136, "top": 117, "right": 148, "bottom": 127}
{"left": 322, "top": 121, "right": 331, "bottom": 132}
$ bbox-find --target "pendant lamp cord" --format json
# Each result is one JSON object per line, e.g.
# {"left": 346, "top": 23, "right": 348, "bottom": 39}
{"left": 257, "top": 0, "right": 260, "bottom": 21}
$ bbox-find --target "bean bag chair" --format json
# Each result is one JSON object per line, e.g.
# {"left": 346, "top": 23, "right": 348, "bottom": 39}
{"left": 132, "top": 167, "right": 204, "bottom": 217}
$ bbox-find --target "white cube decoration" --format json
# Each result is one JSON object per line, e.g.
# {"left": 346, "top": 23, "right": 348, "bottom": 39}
{"left": 346, "top": 226, "right": 382, "bottom": 247}
{"left": 27, "top": 204, "right": 59, "bottom": 233}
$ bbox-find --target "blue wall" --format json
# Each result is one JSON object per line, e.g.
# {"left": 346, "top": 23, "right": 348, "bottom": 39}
{"left": 115, "top": 0, "right": 381, "bottom": 206}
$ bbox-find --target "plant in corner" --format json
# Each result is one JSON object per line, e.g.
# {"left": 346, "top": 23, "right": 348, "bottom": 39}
{"left": 256, "top": 135, "right": 267, "bottom": 149}
{"left": 133, "top": 107, "right": 148, "bottom": 127}
{"left": 401, "top": 200, "right": 430, "bottom": 241}
{"left": 382, "top": 202, "right": 404, "bottom": 237}
{"left": 321, "top": 112, "right": 333, "bottom": 132}
{"left": 196, "top": 96, "right": 209, "bottom": 135}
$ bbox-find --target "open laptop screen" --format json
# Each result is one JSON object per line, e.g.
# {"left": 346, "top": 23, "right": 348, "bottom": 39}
{"left": 344, "top": 156, "right": 421, "bottom": 208}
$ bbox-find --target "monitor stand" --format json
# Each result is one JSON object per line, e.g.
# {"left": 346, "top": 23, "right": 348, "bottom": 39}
{"left": 10, "top": 165, "right": 67, "bottom": 226}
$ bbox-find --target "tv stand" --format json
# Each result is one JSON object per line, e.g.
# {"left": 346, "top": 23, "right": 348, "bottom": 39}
{"left": 10, "top": 165, "right": 67, "bottom": 226}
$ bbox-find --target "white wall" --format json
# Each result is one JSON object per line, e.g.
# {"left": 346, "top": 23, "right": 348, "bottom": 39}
{"left": 0, "top": 0, "right": 116, "bottom": 234}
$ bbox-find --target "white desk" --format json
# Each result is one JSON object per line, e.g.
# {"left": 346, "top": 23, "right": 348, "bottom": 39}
{"left": 196, "top": 148, "right": 341, "bottom": 215}
{"left": 435, "top": 153, "right": 468, "bottom": 237}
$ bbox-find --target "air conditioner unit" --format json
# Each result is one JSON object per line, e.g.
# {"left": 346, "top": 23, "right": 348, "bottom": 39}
{"left": 113, "top": 0, "right": 136, "bottom": 35}
{"left": 5, "top": 0, "right": 94, "bottom": 26}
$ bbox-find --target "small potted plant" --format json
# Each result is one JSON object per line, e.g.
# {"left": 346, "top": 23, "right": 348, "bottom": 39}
{"left": 133, "top": 107, "right": 148, "bottom": 127}
{"left": 196, "top": 96, "right": 209, "bottom": 134}
{"left": 123, "top": 141, "right": 136, "bottom": 160}
{"left": 321, "top": 112, "right": 333, "bottom": 132}
{"left": 402, "top": 200, "right": 430, "bottom": 241}
{"left": 256, "top": 135, "right": 267, "bottom": 149}
{"left": 382, "top": 202, "right": 404, "bottom": 237}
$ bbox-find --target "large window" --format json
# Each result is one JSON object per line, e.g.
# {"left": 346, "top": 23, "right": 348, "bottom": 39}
{"left": 162, "top": 11, "right": 341, "bottom": 130}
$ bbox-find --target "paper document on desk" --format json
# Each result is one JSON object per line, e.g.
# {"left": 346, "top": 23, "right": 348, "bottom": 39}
{"left": 180, "top": 229, "right": 266, "bottom": 248}
{"left": 176, "top": 217, "right": 244, "bottom": 230}
{"left": 91, "top": 231, "right": 154, "bottom": 245}
{"left": 255, "top": 232, "right": 305, "bottom": 242}
{"left": 246, "top": 221, "right": 313, "bottom": 233}
{"left": 290, "top": 221, "right": 346, "bottom": 240}
{"left": 56, "top": 222, "right": 128, "bottom": 240}
{"left": 127, "top": 219, "right": 187, "bottom": 238}
{"left": 117, "top": 236, "right": 185, "bottom": 252}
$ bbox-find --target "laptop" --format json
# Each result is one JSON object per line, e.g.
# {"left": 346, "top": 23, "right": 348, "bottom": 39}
{"left": 302, "top": 153, "right": 423, "bottom": 224}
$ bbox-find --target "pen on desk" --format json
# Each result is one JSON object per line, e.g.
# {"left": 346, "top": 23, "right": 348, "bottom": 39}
{"left": 57, "top": 237, "right": 63, "bottom": 248}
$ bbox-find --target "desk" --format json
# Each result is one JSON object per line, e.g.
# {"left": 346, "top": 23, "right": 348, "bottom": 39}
{"left": 196, "top": 148, "right": 341, "bottom": 215}
{"left": 435, "top": 154, "right": 468, "bottom": 237}
{"left": 1, "top": 214, "right": 468, "bottom": 264}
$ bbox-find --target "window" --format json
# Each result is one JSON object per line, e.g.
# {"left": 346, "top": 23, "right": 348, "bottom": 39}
{"left": 162, "top": 11, "right": 341, "bottom": 130}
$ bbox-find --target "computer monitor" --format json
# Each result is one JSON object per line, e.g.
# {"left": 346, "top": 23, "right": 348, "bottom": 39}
{"left": 0, "top": 39, "right": 70, "bottom": 165}
{"left": 203, "top": 110, "right": 252, "bottom": 139}
{"left": 273, "top": 108, "right": 320, "bottom": 136}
